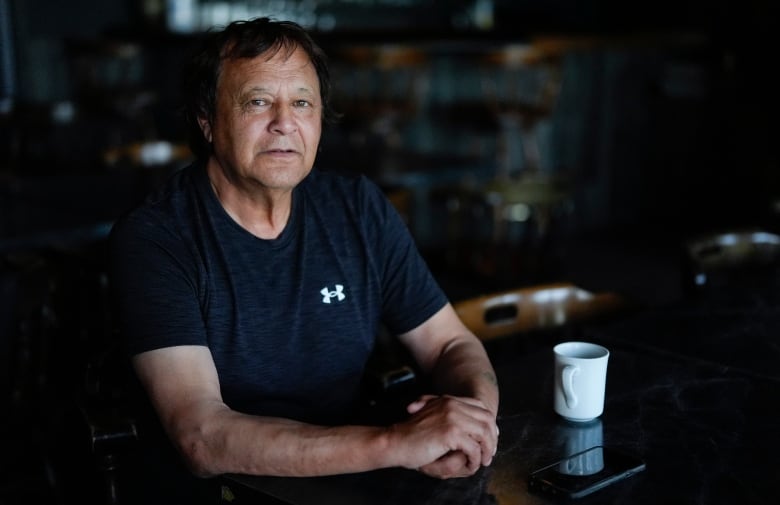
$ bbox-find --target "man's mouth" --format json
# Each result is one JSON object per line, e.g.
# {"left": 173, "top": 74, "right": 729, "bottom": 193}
{"left": 264, "top": 148, "right": 297, "bottom": 154}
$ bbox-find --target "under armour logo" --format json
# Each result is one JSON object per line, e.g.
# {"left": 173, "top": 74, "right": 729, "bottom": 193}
{"left": 320, "top": 284, "right": 346, "bottom": 304}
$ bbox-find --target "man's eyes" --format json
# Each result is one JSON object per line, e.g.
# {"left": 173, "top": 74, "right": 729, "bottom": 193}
{"left": 246, "top": 99, "right": 312, "bottom": 108}
{"left": 247, "top": 99, "right": 267, "bottom": 107}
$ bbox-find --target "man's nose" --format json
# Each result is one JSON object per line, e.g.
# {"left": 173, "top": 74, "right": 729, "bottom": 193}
{"left": 269, "top": 103, "right": 297, "bottom": 134}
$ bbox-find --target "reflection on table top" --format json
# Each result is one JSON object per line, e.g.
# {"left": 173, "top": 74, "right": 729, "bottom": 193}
{"left": 226, "top": 293, "right": 780, "bottom": 505}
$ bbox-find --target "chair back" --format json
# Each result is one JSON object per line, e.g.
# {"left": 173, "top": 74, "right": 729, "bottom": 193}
{"left": 682, "top": 229, "right": 780, "bottom": 301}
{"left": 454, "top": 282, "right": 628, "bottom": 340}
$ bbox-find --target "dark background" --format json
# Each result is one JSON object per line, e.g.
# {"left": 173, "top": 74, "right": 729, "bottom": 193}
{"left": 1, "top": 1, "right": 778, "bottom": 503}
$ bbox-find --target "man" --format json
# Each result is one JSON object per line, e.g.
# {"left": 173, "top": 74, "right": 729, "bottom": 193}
{"left": 109, "top": 17, "right": 498, "bottom": 501}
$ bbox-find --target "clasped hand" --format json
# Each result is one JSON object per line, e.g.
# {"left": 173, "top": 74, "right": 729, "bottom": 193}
{"left": 391, "top": 394, "right": 499, "bottom": 479}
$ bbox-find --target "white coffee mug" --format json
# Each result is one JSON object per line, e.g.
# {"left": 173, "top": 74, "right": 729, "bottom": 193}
{"left": 553, "top": 342, "right": 609, "bottom": 422}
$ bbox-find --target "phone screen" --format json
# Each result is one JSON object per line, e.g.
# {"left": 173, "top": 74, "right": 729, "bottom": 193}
{"left": 528, "top": 446, "right": 646, "bottom": 499}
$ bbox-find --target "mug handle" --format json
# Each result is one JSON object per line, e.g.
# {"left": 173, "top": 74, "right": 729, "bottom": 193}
{"left": 562, "top": 365, "right": 579, "bottom": 408}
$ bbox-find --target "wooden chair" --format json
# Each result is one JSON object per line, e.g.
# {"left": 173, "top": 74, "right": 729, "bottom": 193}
{"left": 682, "top": 229, "right": 780, "bottom": 296}
{"left": 453, "top": 282, "right": 629, "bottom": 341}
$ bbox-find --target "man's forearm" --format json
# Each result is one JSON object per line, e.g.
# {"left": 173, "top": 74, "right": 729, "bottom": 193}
{"left": 172, "top": 406, "right": 399, "bottom": 478}
{"left": 428, "top": 336, "right": 499, "bottom": 414}
{"left": 181, "top": 338, "right": 500, "bottom": 480}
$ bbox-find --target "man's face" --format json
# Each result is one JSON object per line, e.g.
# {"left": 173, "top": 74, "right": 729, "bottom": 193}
{"left": 201, "top": 45, "right": 322, "bottom": 192}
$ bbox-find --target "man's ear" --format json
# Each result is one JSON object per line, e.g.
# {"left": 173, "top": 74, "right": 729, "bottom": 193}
{"left": 198, "top": 116, "right": 213, "bottom": 143}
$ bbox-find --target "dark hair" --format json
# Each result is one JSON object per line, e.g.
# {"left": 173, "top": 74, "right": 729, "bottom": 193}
{"left": 182, "top": 17, "right": 337, "bottom": 160}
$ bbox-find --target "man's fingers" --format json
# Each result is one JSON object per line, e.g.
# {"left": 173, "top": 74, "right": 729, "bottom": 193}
{"left": 418, "top": 451, "right": 476, "bottom": 479}
{"left": 399, "top": 394, "right": 499, "bottom": 473}
{"left": 406, "top": 394, "right": 438, "bottom": 414}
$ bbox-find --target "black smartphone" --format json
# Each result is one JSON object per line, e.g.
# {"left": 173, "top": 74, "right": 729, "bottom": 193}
{"left": 528, "top": 446, "right": 646, "bottom": 499}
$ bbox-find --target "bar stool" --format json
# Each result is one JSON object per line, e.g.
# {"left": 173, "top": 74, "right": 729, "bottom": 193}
{"left": 430, "top": 38, "right": 580, "bottom": 287}
{"left": 330, "top": 44, "right": 429, "bottom": 152}
{"left": 432, "top": 174, "right": 573, "bottom": 288}
{"left": 478, "top": 41, "right": 565, "bottom": 178}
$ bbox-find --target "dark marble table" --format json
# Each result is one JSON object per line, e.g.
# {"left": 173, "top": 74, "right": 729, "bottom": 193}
{"left": 224, "top": 292, "right": 780, "bottom": 505}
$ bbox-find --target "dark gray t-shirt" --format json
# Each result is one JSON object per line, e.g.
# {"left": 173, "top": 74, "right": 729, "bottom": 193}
{"left": 109, "top": 162, "right": 447, "bottom": 425}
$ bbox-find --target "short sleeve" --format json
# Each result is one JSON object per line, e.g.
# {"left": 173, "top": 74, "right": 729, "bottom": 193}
{"left": 109, "top": 210, "right": 208, "bottom": 356}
